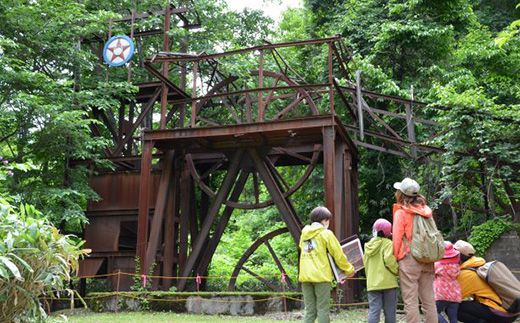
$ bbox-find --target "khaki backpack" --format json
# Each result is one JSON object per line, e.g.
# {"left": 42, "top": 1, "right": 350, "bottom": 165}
{"left": 405, "top": 215, "right": 444, "bottom": 263}
{"left": 470, "top": 261, "right": 520, "bottom": 314}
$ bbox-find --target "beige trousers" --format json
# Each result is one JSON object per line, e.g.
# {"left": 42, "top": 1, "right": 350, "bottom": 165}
{"left": 398, "top": 253, "right": 437, "bottom": 323}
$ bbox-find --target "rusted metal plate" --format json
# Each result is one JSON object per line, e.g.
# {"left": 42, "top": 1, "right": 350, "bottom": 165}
{"left": 78, "top": 258, "right": 103, "bottom": 277}
{"left": 87, "top": 172, "right": 161, "bottom": 212}
{"left": 84, "top": 217, "right": 121, "bottom": 252}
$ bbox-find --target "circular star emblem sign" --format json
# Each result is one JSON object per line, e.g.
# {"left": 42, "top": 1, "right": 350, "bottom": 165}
{"left": 103, "top": 35, "right": 135, "bottom": 67}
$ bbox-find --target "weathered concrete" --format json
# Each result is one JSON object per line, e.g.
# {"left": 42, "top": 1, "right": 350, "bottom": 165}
{"left": 86, "top": 292, "right": 302, "bottom": 315}
{"left": 485, "top": 230, "right": 520, "bottom": 279}
{"left": 186, "top": 296, "right": 255, "bottom": 315}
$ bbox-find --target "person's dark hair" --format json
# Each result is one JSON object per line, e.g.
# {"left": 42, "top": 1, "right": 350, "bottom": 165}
{"left": 310, "top": 206, "right": 332, "bottom": 223}
{"left": 395, "top": 190, "right": 427, "bottom": 206}
{"left": 377, "top": 230, "right": 385, "bottom": 237}
{"left": 460, "top": 254, "right": 472, "bottom": 264}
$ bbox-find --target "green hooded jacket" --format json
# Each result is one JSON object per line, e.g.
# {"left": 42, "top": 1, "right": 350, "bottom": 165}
{"left": 298, "top": 223, "right": 355, "bottom": 283}
{"left": 363, "top": 237, "right": 399, "bottom": 291}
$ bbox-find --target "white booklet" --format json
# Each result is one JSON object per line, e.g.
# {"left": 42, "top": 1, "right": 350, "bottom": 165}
{"left": 328, "top": 237, "right": 364, "bottom": 282}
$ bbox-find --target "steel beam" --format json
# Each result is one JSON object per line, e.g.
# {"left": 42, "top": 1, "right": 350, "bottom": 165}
{"left": 323, "top": 126, "right": 336, "bottom": 232}
{"left": 162, "top": 156, "right": 180, "bottom": 288}
{"left": 178, "top": 158, "right": 191, "bottom": 278}
{"left": 144, "top": 150, "right": 174, "bottom": 271}
{"left": 152, "top": 36, "right": 342, "bottom": 63}
{"left": 195, "top": 170, "right": 249, "bottom": 276}
{"left": 248, "top": 149, "right": 301, "bottom": 242}
{"left": 136, "top": 140, "right": 154, "bottom": 272}
{"left": 177, "top": 150, "right": 244, "bottom": 290}
{"left": 112, "top": 88, "right": 161, "bottom": 156}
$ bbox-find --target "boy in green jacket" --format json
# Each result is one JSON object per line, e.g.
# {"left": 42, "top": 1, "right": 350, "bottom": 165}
{"left": 298, "top": 206, "right": 355, "bottom": 323}
{"left": 363, "top": 218, "right": 399, "bottom": 323}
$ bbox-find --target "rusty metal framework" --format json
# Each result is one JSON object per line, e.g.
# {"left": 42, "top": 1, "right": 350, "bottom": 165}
{"left": 80, "top": 2, "right": 444, "bottom": 295}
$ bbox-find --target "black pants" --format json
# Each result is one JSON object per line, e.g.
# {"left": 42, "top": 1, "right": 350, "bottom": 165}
{"left": 457, "top": 301, "right": 518, "bottom": 323}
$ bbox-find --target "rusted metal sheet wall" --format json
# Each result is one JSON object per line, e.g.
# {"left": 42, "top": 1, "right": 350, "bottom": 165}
{"left": 87, "top": 172, "right": 161, "bottom": 212}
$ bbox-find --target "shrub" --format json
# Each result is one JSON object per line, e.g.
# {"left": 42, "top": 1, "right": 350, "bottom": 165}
{"left": 0, "top": 200, "right": 89, "bottom": 322}
{"left": 468, "top": 217, "right": 511, "bottom": 256}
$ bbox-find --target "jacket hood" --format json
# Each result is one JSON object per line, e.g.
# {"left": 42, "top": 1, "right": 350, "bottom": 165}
{"left": 460, "top": 256, "right": 486, "bottom": 270}
{"left": 364, "top": 237, "right": 387, "bottom": 256}
{"left": 393, "top": 203, "right": 432, "bottom": 218}
{"left": 301, "top": 222, "right": 326, "bottom": 241}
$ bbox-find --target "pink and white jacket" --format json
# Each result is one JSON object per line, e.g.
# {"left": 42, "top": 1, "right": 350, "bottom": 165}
{"left": 434, "top": 259, "right": 462, "bottom": 302}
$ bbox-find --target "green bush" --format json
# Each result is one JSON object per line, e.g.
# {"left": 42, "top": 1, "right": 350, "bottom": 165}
{"left": 0, "top": 200, "right": 89, "bottom": 321}
{"left": 468, "top": 217, "right": 511, "bottom": 256}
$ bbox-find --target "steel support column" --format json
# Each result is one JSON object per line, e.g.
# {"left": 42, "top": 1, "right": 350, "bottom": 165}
{"left": 137, "top": 140, "right": 154, "bottom": 271}
{"left": 177, "top": 150, "right": 244, "bottom": 290}
{"left": 322, "top": 126, "right": 338, "bottom": 233}
{"left": 249, "top": 149, "right": 301, "bottom": 243}
{"left": 144, "top": 150, "right": 175, "bottom": 271}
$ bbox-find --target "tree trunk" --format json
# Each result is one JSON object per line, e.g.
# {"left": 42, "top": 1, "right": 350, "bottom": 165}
{"left": 503, "top": 179, "right": 520, "bottom": 223}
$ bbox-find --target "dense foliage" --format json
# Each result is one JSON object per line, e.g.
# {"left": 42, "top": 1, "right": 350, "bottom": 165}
{"left": 0, "top": 0, "right": 519, "bottom": 291}
{"left": 0, "top": 163, "right": 89, "bottom": 322}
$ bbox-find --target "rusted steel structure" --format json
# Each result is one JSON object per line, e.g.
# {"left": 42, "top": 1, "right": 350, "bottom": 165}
{"left": 80, "top": 2, "right": 443, "bottom": 294}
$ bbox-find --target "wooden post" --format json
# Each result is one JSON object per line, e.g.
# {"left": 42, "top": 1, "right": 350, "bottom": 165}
{"left": 191, "top": 61, "right": 198, "bottom": 127}
{"left": 355, "top": 70, "right": 364, "bottom": 140}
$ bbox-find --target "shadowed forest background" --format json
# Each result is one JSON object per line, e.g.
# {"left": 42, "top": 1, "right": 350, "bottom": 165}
{"left": 0, "top": 0, "right": 519, "bottom": 292}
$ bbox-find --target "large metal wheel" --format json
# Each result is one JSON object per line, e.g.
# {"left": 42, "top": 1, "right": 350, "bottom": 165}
{"left": 227, "top": 227, "right": 297, "bottom": 291}
{"left": 195, "top": 70, "right": 319, "bottom": 126}
{"left": 186, "top": 143, "right": 320, "bottom": 209}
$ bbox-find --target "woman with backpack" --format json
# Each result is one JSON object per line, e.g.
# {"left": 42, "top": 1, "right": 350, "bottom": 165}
{"left": 392, "top": 177, "right": 437, "bottom": 323}
{"left": 454, "top": 240, "right": 519, "bottom": 323}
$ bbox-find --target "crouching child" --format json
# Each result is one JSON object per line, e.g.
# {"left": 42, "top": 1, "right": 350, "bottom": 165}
{"left": 363, "top": 218, "right": 399, "bottom": 323}
{"left": 298, "top": 206, "right": 355, "bottom": 323}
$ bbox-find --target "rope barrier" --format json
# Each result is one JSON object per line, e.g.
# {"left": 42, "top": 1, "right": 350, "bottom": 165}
{"left": 78, "top": 270, "right": 520, "bottom": 281}
{"left": 77, "top": 271, "right": 368, "bottom": 281}
{"left": 43, "top": 292, "right": 376, "bottom": 307}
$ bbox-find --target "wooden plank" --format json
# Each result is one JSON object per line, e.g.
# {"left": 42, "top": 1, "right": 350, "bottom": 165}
{"left": 144, "top": 150, "right": 175, "bottom": 271}
{"left": 177, "top": 150, "right": 244, "bottom": 290}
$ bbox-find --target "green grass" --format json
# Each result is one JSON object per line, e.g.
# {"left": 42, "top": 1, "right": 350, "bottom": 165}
{"left": 48, "top": 309, "right": 384, "bottom": 323}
